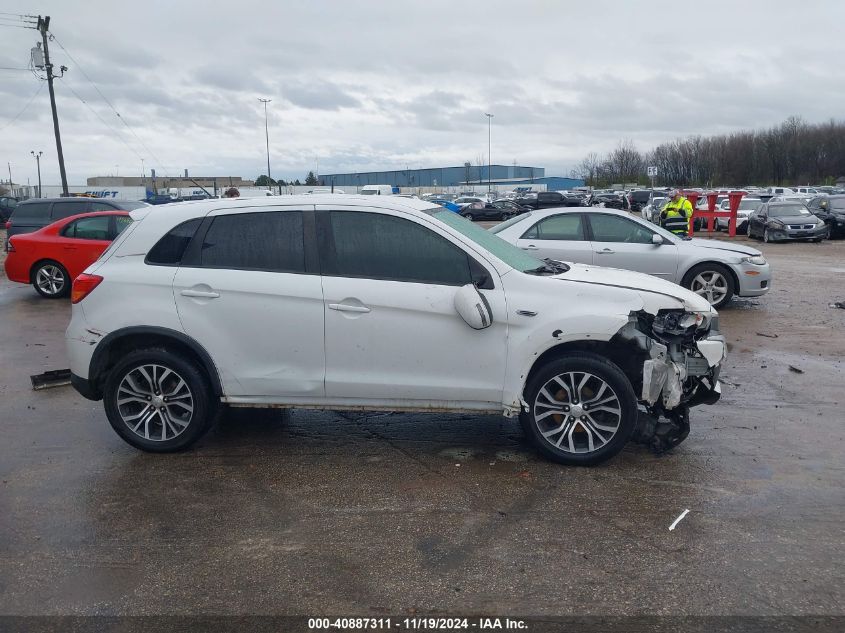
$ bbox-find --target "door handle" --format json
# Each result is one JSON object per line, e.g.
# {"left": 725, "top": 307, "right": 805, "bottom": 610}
{"left": 522, "top": 244, "right": 538, "bottom": 250}
{"left": 329, "top": 303, "right": 371, "bottom": 313}
{"left": 181, "top": 289, "right": 220, "bottom": 298}
{"left": 595, "top": 248, "right": 615, "bottom": 254}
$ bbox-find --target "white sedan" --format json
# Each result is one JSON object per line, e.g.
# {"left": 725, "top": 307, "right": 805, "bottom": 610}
{"left": 492, "top": 208, "right": 771, "bottom": 308}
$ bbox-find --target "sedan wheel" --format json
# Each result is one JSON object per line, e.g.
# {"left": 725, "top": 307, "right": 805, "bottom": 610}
{"left": 763, "top": 228, "right": 772, "bottom": 243}
{"left": 684, "top": 263, "right": 735, "bottom": 309}
{"left": 521, "top": 353, "right": 637, "bottom": 466}
{"left": 104, "top": 349, "right": 217, "bottom": 452}
{"left": 32, "top": 262, "right": 69, "bottom": 298}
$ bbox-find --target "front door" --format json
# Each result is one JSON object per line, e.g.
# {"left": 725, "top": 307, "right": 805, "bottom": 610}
{"left": 173, "top": 206, "right": 325, "bottom": 398}
{"left": 317, "top": 205, "right": 507, "bottom": 407}
{"left": 514, "top": 212, "right": 594, "bottom": 265}
{"left": 586, "top": 212, "right": 679, "bottom": 279}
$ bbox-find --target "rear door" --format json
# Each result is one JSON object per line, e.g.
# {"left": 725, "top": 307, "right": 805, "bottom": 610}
{"left": 58, "top": 215, "right": 114, "bottom": 279}
{"left": 514, "top": 212, "right": 593, "bottom": 264}
{"left": 50, "top": 199, "right": 91, "bottom": 223}
{"left": 585, "top": 212, "right": 679, "bottom": 279}
{"left": 172, "top": 206, "right": 325, "bottom": 398}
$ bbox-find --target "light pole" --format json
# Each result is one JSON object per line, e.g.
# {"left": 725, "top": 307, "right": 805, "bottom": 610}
{"left": 258, "top": 98, "right": 272, "bottom": 190}
{"left": 485, "top": 113, "right": 493, "bottom": 193}
{"left": 30, "top": 151, "right": 43, "bottom": 198}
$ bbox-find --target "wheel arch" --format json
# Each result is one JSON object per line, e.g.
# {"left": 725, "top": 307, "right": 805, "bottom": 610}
{"left": 89, "top": 326, "right": 223, "bottom": 399}
{"left": 521, "top": 339, "right": 644, "bottom": 404}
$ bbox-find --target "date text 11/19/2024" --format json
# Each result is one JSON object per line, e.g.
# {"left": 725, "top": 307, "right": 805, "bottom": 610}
{"left": 308, "top": 617, "right": 528, "bottom": 630}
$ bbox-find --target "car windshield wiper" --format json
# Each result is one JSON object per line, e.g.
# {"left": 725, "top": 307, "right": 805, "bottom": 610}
{"left": 524, "top": 258, "right": 570, "bottom": 275}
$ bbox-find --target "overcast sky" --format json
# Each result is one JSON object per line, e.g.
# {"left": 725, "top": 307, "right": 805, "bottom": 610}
{"left": 1, "top": 0, "right": 843, "bottom": 186}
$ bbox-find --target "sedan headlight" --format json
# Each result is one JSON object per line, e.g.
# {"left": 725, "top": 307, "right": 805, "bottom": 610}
{"left": 769, "top": 219, "right": 785, "bottom": 228}
{"left": 741, "top": 255, "right": 767, "bottom": 265}
{"left": 653, "top": 310, "right": 711, "bottom": 336}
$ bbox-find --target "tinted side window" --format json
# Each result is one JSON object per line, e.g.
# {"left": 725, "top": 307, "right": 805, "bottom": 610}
{"left": 589, "top": 214, "right": 655, "bottom": 244}
{"left": 11, "top": 201, "right": 51, "bottom": 222}
{"left": 90, "top": 201, "right": 117, "bottom": 211}
{"left": 327, "top": 211, "right": 472, "bottom": 285}
{"left": 200, "top": 211, "right": 304, "bottom": 272}
{"left": 51, "top": 200, "right": 90, "bottom": 219}
{"left": 64, "top": 216, "right": 111, "bottom": 240}
{"left": 522, "top": 214, "right": 585, "bottom": 241}
{"left": 147, "top": 219, "right": 202, "bottom": 265}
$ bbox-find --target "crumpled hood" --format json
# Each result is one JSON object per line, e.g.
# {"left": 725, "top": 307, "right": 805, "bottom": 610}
{"left": 686, "top": 238, "right": 760, "bottom": 256}
{"left": 551, "top": 263, "right": 714, "bottom": 313}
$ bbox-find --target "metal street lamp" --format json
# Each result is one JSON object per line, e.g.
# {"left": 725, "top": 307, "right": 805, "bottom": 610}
{"left": 485, "top": 113, "right": 493, "bottom": 193}
{"left": 30, "top": 151, "right": 43, "bottom": 198}
{"left": 258, "top": 98, "right": 272, "bottom": 190}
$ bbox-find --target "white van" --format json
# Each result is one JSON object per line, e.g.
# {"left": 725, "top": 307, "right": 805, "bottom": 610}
{"left": 361, "top": 185, "right": 395, "bottom": 196}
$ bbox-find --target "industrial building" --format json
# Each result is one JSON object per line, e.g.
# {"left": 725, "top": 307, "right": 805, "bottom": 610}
{"left": 320, "top": 165, "right": 545, "bottom": 188}
{"left": 86, "top": 175, "right": 255, "bottom": 188}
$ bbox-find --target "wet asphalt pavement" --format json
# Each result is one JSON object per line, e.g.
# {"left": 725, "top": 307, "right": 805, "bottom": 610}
{"left": 0, "top": 229, "right": 843, "bottom": 618}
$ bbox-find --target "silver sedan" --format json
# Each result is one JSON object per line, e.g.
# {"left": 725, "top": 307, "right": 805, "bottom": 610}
{"left": 491, "top": 208, "right": 772, "bottom": 308}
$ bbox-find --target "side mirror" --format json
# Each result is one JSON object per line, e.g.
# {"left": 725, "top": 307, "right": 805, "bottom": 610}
{"left": 652, "top": 233, "right": 664, "bottom": 245}
{"left": 454, "top": 284, "right": 493, "bottom": 330}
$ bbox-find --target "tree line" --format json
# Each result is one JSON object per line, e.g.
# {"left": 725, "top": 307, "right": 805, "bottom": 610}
{"left": 572, "top": 117, "right": 845, "bottom": 188}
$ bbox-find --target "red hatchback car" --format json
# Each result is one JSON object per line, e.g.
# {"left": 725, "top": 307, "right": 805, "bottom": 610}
{"left": 4, "top": 211, "right": 132, "bottom": 298}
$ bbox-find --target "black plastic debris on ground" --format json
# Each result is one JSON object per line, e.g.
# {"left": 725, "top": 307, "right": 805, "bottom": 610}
{"left": 30, "top": 369, "right": 72, "bottom": 391}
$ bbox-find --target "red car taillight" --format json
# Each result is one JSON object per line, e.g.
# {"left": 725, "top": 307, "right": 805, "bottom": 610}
{"left": 71, "top": 273, "right": 103, "bottom": 304}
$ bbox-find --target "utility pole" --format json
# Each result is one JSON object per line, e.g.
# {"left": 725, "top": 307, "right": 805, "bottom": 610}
{"left": 485, "top": 113, "right": 493, "bottom": 194}
{"left": 31, "top": 151, "right": 43, "bottom": 198}
{"left": 7, "top": 163, "right": 12, "bottom": 189}
{"left": 35, "top": 16, "right": 69, "bottom": 196}
{"left": 258, "top": 98, "right": 272, "bottom": 190}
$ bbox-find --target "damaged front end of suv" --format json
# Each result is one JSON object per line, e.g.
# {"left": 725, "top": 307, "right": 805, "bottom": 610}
{"left": 612, "top": 308, "right": 726, "bottom": 453}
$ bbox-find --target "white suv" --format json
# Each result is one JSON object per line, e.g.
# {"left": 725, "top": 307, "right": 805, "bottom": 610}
{"left": 67, "top": 196, "right": 726, "bottom": 466}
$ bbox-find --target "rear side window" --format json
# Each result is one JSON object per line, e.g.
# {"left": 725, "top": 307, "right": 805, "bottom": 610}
{"left": 114, "top": 216, "right": 133, "bottom": 236}
{"left": 521, "top": 214, "right": 585, "bottom": 241}
{"left": 147, "top": 219, "right": 202, "bottom": 265}
{"left": 51, "top": 200, "right": 90, "bottom": 219}
{"left": 63, "top": 216, "right": 111, "bottom": 240}
{"left": 90, "top": 202, "right": 117, "bottom": 211}
{"left": 10, "top": 201, "right": 51, "bottom": 222}
{"left": 326, "top": 211, "right": 472, "bottom": 285}
{"left": 200, "top": 211, "right": 305, "bottom": 272}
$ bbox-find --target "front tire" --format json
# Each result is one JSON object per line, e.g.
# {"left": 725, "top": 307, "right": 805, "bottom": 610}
{"left": 103, "top": 348, "right": 218, "bottom": 452}
{"left": 763, "top": 228, "right": 773, "bottom": 243}
{"left": 32, "top": 261, "right": 70, "bottom": 298}
{"left": 520, "top": 353, "right": 638, "bottom": 466}
{"left": 683, "top": 263, "right": 735, "bottom": 309}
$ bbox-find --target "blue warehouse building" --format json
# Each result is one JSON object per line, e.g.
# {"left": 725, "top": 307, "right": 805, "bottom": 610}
{"left": 320, "top": 164, "right": 546, "bottom": 188}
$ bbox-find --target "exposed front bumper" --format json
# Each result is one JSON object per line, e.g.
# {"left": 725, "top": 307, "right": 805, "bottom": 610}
{"left": 641, "top": 333, "right": 725, "bottom": 410}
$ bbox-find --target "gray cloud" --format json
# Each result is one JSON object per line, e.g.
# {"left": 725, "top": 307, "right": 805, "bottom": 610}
{"left": 0, "top": 0, "right": 843, "bottom": 185}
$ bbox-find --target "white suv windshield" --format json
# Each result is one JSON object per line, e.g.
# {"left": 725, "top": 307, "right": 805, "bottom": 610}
{"left": 428, "top": 209, "right": 543, "bottom": 273}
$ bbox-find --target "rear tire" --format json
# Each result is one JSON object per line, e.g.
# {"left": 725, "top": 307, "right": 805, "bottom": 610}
{"left": 103, "top": 348, "right": 218, "bottom": 452}
{"left": 520, "top": 353, "right": 638, "bottom": 466}
{"left": 31, "top": 260, "right": 70, "bottom": 298}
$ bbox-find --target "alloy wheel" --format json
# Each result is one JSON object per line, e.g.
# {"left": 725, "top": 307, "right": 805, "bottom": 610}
{"left": 116, "top": 364, "right": 194, "bottom": 441}
{"left": 690, "top": 271, "right": 729, "bottom": 306}
{"left": 532, "top": 371, "right": 622, "bottom": 454}
{"left": 35, "top": 265, "right": 66, "bottom": 296}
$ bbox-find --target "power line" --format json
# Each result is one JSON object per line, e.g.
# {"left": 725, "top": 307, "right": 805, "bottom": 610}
{"left": 0, "top": 66, "right": 31, "bottom": 71}
{"left": 48, "top": 33, "right": 170, "bottom": 175}
{"left": 0, "top": 82, "right": 44, "bottom": 132}
{"left": 64, "top": 81, "right": 146, "bottom": 163}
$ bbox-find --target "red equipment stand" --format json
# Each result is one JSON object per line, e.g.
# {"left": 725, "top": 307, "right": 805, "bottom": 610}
{"left": 688, "top": 190, "right": 744, "bottom": 237}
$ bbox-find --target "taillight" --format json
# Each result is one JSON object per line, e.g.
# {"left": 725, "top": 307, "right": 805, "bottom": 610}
{"left": 71, "top": 273, "right": 103, "bottom": 304}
